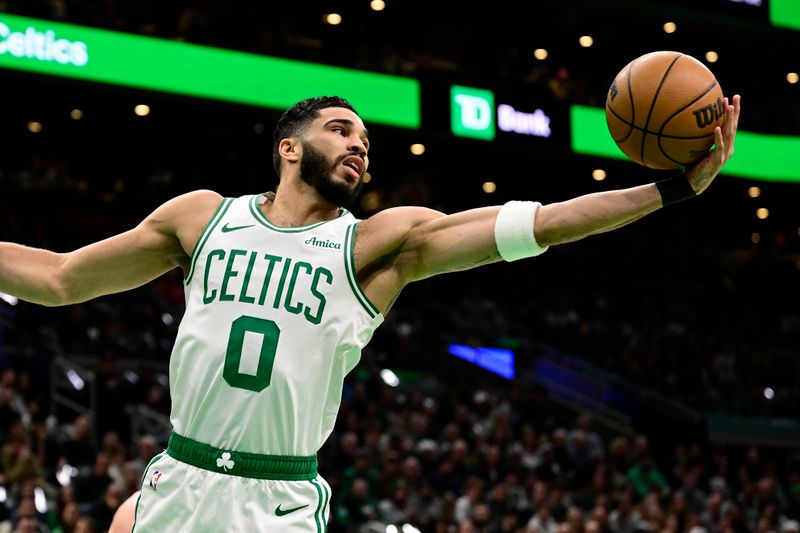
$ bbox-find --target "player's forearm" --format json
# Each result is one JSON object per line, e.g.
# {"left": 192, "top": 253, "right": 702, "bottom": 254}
{"left": 0, "top": 242, "right": 68, "bottom": 306}
{"left": 534, "top": 183, "right": 662, "bottom": 246}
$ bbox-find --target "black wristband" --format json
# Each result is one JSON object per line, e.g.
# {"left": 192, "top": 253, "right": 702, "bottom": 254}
{"left": 656, "top": 174, "right": 696, "bottom": 207}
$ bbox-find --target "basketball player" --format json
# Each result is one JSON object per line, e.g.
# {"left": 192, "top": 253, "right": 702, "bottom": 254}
{"left": 1, "top": 94, "right": 740, "bottom": 531}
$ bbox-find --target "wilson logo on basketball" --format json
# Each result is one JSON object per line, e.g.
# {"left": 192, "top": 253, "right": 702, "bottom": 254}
{"left": 692, "top": 97, "right": 725, "bottom": 129}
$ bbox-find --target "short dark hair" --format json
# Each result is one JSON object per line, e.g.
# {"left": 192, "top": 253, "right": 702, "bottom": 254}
{"left": 272, "top": 96, "right": 358, "bottom": 176}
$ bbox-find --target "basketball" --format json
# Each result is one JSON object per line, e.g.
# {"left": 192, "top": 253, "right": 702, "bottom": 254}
{"left": 605, "top": 51, "right": 724, "bottom": 169}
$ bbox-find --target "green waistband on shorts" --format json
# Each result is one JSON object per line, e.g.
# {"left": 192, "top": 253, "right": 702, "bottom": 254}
{"left": 166, "top": 432, "right": 318, "bottom": 481}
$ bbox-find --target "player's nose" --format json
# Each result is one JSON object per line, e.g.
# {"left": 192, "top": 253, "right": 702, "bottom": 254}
{"left": 348, "top": 138, "right": 367, "bottom": 158}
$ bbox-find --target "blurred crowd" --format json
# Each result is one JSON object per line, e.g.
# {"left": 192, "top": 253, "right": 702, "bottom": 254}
{"left": 2, "top": 349, "right": 800, "bottom": 533}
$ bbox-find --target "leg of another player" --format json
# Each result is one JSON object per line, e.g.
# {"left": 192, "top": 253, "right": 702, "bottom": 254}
{"left": 109, "top": 490, "right": 140, "bottom": 533}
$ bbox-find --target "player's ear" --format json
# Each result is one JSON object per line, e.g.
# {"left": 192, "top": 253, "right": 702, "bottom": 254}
{"left": 279, "top": 138, "right": 300, "bottom": 164}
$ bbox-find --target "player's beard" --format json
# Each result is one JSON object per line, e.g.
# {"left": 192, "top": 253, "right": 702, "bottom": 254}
{"left": 299, "top": 141, "right": 364, "bottom": 208}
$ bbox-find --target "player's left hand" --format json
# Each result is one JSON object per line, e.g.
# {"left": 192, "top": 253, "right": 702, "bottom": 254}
{"left": 685, "top": 94, "right": 741, "bottom": 194}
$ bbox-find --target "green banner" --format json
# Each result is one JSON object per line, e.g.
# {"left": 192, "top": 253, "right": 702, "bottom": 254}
{"left": 770, "top": 0, "right": 800, "bottom": 31}
{"left": 570, "top": 105, "right": 800, "bottom": 183}
{"left": 0, "top": 13, "right": 420, "bottom": 128}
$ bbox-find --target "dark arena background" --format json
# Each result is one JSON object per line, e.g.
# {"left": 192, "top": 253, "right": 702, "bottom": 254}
{"left": 1, "top": 1, "right": 799, "bottom": 532}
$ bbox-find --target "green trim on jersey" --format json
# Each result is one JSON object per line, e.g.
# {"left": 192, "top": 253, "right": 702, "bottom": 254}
{"left": 248, "top": 195, "right": 350, "bottom": 233}
{"left": 166, "top": 432, "right": 318, "bottom": 480}
{"left": 344, "top": 224, "right": 379, "bottom": 319}
{"left": 132, "top": 451, "right": 166, "bottom": 532}
{"left": 184, "top": 197, "right": 233, "bottom": 286}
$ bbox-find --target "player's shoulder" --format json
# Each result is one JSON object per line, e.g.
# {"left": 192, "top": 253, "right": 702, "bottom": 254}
{"left": 144, "top": 190, "right": 226, "bottom": 234}
{"left": 153, "top": 189, "right": 224, "bottom": 217}
{"left": 171, "top": 189, "right": 225, "bottom": 207}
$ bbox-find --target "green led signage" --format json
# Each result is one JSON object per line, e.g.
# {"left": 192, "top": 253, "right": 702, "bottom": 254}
{"left": 570, "top": 105, "right": 800, "bottom": 183}
{"left": 0, "top": 14, "right": 421, "bottom": 129}
{"left": 770, "top": 0, "right": 800, "bottom": 30}
{"left": 451, "top": 85, "right": 495, "bottom": 140}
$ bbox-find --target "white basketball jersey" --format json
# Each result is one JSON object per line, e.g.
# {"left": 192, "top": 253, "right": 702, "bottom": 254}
{"left": 169, "top": 193, "right": 383, "bottom": 456}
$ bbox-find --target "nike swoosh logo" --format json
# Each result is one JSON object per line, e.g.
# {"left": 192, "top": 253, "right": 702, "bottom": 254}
{"left": 275, "top": 503, "right": 309, "bottom": 517}
{"left": 221, "top": 223, "right": 255, "bottom": 233}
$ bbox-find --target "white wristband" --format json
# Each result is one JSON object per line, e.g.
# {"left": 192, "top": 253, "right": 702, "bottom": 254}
{"left": 494, "top": 201, "right": 549, "bottom": 261}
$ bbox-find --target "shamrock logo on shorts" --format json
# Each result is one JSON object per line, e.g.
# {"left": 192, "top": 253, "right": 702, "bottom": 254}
{"left": 216, "top": 452, "right": 235, "bottom": 472}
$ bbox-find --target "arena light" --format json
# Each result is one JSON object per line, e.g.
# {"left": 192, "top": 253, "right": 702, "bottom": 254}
{"left": 34, "top": 487, "right": 47, "bottom": 513}
{"left": 570, "top": 105, "right": 800, "bottom": 182}
{"left": 592, "top": 169, "right": 607, "bottom": 181}
{"left": 66, "top": 369, "right": 85, "bottom": 390}
{"left": 0, "top": 292, "right": 18, "bottom": 306}
{"left": 324, "top": 13, "right": 342, "bottom": 26}
{"left": 70, "top": 108, "right": 83, "bottom": 120}
{"left": 663, "top": 22, "right": 677, "bottom": 34}
{"left": 380, "top": 368, "right": 400, "bottom": 387}
{"left": 410, "top": 143, "right": 425, "bottom": 155}
{"left": 56, "top": 464, "right": 78, "bottom": 486}
{"left": 0, "top": 13, "right": 420, "bottom": 129}
{"left": 533, "top": 48, "right": 548, "bottom": 60}
{"left": 788, "top": 72, "right": 799, "bottom": 84}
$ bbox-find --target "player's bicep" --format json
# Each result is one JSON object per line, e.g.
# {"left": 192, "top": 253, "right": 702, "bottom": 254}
{"left": 59, "top": 219, "right": 184, "bottom": 303}
{"left": 400, "top": 206, "right": 503, "bottom": 282}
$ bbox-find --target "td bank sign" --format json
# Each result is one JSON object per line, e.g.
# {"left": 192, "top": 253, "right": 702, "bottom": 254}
{"left": 451, "top": 85, "right": 552, "bottom": 141}
{"left": 0, "top": 20, "right": 88, "bottom": 67}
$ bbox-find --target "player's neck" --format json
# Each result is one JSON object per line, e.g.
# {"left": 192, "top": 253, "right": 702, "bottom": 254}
{"left": 262, "top": 179, "right": 341, "bottom": 228}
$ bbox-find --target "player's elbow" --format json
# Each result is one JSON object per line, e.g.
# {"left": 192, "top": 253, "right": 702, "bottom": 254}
{"left": 48, "top": 255, "right": 80, "bottom": 306}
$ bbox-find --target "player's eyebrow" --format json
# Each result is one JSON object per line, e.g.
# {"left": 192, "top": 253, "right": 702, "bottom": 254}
{"left": 323, "top": 118, "right": 370, "bottom": 142}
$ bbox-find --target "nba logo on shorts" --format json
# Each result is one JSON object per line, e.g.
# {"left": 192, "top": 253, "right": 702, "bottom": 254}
{"left": 150, "top": 470, "right": 163, "bottom": 491}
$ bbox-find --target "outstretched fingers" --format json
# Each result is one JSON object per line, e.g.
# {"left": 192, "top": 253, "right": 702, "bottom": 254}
{"left": 725, "top": 94, "right": 741, "bottom": 158}
{"left": 713, "top": 126, "right": 725, "bottom": 168}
